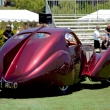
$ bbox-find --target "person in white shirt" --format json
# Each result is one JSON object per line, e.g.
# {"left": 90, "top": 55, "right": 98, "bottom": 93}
{"left": 94, "top": 25, "right": 103, "bottom": 52}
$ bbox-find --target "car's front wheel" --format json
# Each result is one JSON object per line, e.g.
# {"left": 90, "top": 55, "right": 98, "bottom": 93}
{"left": 101, "top": 77, "right": 110, "bottom": 85}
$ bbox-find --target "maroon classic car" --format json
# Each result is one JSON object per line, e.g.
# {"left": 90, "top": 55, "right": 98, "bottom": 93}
{"left": 0, "top": 26, "right": 110, "bottom": 92}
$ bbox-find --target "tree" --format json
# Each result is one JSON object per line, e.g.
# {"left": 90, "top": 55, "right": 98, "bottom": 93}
{"left": 11, "top": 0, "right": 45, "bottom": 13}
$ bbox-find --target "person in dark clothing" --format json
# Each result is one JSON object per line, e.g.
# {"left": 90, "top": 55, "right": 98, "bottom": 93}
{"left": 3, "top": 25, "right": 14, "bottom": 42}
{"left": 105, "top": 24, "right": 110, "bottom": 38}
{"left": 101, "top": 36, "right": 110, "bottom": 50}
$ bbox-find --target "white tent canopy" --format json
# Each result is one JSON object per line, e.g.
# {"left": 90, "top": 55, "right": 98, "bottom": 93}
{"left": 0, "top": 10, "right": 39, "bottom": 22}
{"left": 78, "top": 10, "right": 110, "bottom": 22}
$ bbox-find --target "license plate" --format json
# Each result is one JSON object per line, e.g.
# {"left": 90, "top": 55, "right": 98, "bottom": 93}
{"left": 0, "top": 77, "right": 18, "bottom": 89}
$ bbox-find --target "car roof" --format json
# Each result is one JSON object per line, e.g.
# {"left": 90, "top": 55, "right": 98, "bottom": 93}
{"left": 20, "top": 27, "right": 71, "bottom": 34}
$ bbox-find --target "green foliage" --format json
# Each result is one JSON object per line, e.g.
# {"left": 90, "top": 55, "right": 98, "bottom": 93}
{"left": 11, "top": 0, "right": 45, "bottom": 13}
{"left": 0, "top": 0, "right": 45, "bottom": 13}
{"left": 0, "top": 30, "right": 4, "bottom": 47}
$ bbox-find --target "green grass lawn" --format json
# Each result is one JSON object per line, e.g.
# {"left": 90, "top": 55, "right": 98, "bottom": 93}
{"left": 0, "top": 78, "right": 110, "bottom": 110}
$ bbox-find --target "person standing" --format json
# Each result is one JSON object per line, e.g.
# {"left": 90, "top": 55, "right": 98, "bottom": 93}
{"left": 101, "top": 36, "right": 110, "bottom": 50}
{"left": 36, "top": 23, "right": 41, "bottom": 27}
{"left": 24, "top": 24, "right": 29, "bottom": 30}
{"left": 105, "top": 24, "right": 110, "bottom": 38}
{"left": 93, "top": 25, "right": 102, "bottom": 52}
{"left": 16, "top": 26, "right": 22, "bottom": 34}
{"left": 3, "top": 25, "right": 14, "bottom": 42}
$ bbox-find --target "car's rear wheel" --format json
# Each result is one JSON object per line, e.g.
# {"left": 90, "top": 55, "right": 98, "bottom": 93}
{"left": 59, "top": 86, "right": 69, "bottom": 93}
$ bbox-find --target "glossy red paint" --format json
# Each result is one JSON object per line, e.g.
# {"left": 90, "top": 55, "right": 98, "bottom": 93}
{"left": 0, "top": 26, "right": 110, "bottom": 90}
{"left": 81, "top": 45, "right": 110, "bottom": 81}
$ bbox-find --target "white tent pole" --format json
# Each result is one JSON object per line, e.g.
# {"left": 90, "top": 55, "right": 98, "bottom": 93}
{"left": 97, "top": 0, "right": 98, "bottom": 19}
{"left": 11, "top": 23, "right": 14, "bottom": 31}
{"left": 75, "top": 0, "right": 76, "bottom": 18}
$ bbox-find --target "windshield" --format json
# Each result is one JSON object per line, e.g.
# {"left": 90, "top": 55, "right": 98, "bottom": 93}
{"left": 14, "top": 33, "right": 31, "bottom": 39}
{"left": 33, "top": 33, "right": 50, "bottom": 39}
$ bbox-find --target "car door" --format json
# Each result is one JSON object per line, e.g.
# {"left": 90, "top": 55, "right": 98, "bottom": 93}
{"left": 65, "top": 32, "right": 81, "bottom": 83}
{"left": 65, "top": 32, "right": 80, "bottom": 56}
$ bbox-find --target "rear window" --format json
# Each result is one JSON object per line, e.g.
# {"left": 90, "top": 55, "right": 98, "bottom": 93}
{"left": 14, "top": 33, "right": 31, "bottom": 39}
{"left": 33, "top": 33, "right": 50, "bottom": 39}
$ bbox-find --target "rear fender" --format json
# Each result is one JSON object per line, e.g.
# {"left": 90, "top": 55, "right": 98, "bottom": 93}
{"left": 91, "top": 48, "right": 110, "bottom": 79}
{"left": 17, "top": 50, "right": 71, "bottom": 82}
{"left": 81, "top": 47, "right": 110, "bottom": 80}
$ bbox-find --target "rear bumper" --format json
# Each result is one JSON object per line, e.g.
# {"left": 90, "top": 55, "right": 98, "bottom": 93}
{"left": 0, "top": 75, "right": 53, "bottom": 90}
{"left": 0, "top": 77, "right": 18, "bottom": 89}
